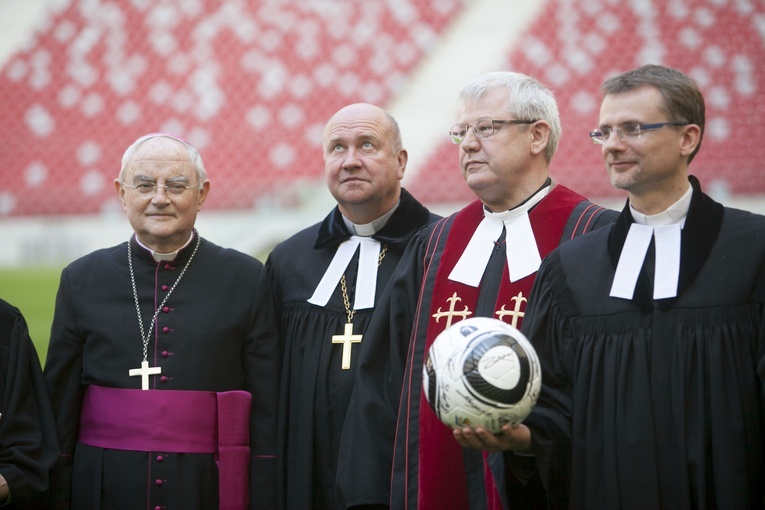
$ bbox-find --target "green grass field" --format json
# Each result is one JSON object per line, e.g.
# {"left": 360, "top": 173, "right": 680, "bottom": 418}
{"left": 0, "top": 266, "right": 63, "bottom": 365}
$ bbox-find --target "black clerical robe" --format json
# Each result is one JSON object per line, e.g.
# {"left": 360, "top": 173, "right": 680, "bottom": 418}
{"left": 265, "top": 189, "right": 438, "bottom": 510}
{"left": 0, "top": 299, "right": 58, "bottom": 508}
{"left": 337, "top": 184, "right": 615, "bottom": 509}
{"left": 521, "top": 176, "right": 765, "bottom": 509}
{"left": 44, "top": 233, "right": 280, "bottom": 510}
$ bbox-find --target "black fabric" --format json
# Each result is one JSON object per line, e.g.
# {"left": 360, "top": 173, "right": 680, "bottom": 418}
{"left": 266, "top": 189, "right": 438, "bottom": 510}
{"left": 0, "top": 299, "right": 58, "bottom": 509}
{"left": 522, "top": 177, "right": 765, "bottom": 509}
{"left": 44, "top": 233, "right": 280, "bottom": 510}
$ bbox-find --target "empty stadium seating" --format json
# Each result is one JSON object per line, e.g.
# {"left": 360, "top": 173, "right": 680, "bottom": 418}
{"left": 1, "top": 0, "right": 763, "bottom": 218}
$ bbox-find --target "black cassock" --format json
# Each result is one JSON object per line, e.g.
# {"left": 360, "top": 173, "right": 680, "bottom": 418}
{"left": 0, "top": 299, "right": 58, "bottom": 509}
{"left": 522, "top": 177, "right": 765, "bottom": 509}
{"left": 265, "top": 189, "right": 437, "bottom": 510}
{"left": 44, "top": 233, "right": 280, "bottom": 510}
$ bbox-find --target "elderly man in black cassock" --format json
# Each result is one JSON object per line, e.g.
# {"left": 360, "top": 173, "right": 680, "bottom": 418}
{"left": 0, "top": 299, "right": 58, "bottom": 509}
{"left": 265, "top": 103, "right": 438, "bottom": 510}
{"left": 44, "top": 133, "right": 280, "bottom": 510}
{"left": 462, "top": 65, "right": 765, "bottom": 509}
{"left": 337, "top": 73, "right": 616, "bottom": 509}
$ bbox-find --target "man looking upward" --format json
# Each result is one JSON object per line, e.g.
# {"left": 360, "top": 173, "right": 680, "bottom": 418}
{"left": 266, "top": 103, "right": 438, "bottom": 510}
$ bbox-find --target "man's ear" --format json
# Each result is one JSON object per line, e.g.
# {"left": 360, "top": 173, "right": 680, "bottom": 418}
{"left": 529, "top": 121, "right": 550, "bottom": 157}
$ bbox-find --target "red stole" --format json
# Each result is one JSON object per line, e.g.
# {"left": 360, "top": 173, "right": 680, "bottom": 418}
{"left": 417, "top": 186, "right": 585, "bottom": 509}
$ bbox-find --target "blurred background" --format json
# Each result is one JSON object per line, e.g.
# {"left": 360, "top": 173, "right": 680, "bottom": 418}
{"left": 1, "top": 0, "right": 764, "bottom": 360}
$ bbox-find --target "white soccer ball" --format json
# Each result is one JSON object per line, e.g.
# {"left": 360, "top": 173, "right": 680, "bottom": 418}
{"left": 422, "top": 316, "right": 541, "bottom": 434}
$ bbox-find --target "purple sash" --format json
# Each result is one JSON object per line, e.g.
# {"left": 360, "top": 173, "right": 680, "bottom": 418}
{"left": 79, "top": 385, "right": 251, "bottom": 510}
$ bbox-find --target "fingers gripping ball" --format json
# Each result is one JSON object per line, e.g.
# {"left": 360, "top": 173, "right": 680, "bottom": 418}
{"left": 422, "top": 317, "right": 541, "bottom": 433}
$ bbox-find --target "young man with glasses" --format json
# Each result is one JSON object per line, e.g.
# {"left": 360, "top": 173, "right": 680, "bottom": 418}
{"left": 44, "top": 134, "right": 280, "bottom": 509}
{"left": 337, "top": 72, "right": 615, "bottom": 509}
{"left": 486, "top": 64, "right": 765, "bottom": 508}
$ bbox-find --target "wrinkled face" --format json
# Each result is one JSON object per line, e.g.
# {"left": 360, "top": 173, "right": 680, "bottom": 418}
{"left": 323, "top": 104, "right": 405, "bottom": 222}
{"left": 598, "top": 86, "right": 690, "bottom": 197}
{"left": 457, "top": 88, "right": 535, "bottom": 210}
{"left": 115, "top": 138, "right": 210, "bottom": 252}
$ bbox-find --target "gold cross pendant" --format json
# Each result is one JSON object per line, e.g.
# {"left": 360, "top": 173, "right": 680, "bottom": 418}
{"left": 332, "top": 322, "right": 363, "bottom": 370}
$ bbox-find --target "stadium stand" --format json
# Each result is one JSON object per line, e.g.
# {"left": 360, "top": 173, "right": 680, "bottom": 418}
{"left": 0, "top": 0, "right": 466, "bottom": 217}
{"left": 0, "top": 0, "right": 763, "bottom": 267}
{"left": 407, "top": 0, "right": 765, "bottom": 204}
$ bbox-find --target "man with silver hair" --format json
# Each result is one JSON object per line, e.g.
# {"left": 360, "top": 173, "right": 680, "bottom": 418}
{"left": 44, "top": 133, "right": 280, "bottom": 509}
{"left": 337, "top": 72, "right": 615, "bottom": 509}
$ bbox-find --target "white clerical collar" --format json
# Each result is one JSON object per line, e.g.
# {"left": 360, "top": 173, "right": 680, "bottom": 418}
{"left": 610, "top": 184, "right": 692, "bottom": 300}
{"left": 308, "top": 202, "right": 400, "bottom": 310}
{"left": 449, "top": 185, "right": 551, "bottom": 287}
{"left": 341, "top": 200, "right": 400, "bottom": 237}
{"left": 630, "top": 183, "right": 692, "bottom": 227}
{"left": 134, "top": 233, "right": 194, "bottom": 262}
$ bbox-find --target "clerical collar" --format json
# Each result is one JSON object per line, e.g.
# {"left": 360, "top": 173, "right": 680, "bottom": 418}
{"left": 630, "top": 183, "right": 692, "bottom": 227}
{"left": 610, "top": 184, "right": 692, "bottom": 300}
{"left": 134, "top": 233, "right": 194, "bottom": 262}
{"left": 308, "top": 202, "right": 400, "bottom": 310}
{"left": 449, "top": 184, "right": 551, "bottom": 286}
{"left": 341, "top": 200, "right": 400, "bottom": 237}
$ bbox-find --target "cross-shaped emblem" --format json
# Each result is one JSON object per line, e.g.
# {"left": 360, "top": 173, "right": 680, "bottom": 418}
{"left": 129, "top": 361, "right": 162, "bottom": 390}
{"left": 332, "top": 322, "right": 363, "bottom": 370}
{"left": 496, "top": 291, "right": 527, "bottom": 329}
{"left": 432, "top": 292, "right": 472, "bottom": 329}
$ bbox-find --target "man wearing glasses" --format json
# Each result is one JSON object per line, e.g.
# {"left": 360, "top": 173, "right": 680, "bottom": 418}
{"left": 470, "top": 64, "right": 765, "bottom": 508}
{"left": 338, "top": 72, "right": 615, "bottom": 509}
{"left": 44, "top": 134, "right": 280, "bottom": 509}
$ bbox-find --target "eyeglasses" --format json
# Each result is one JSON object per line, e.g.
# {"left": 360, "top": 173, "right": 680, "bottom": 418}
{"left": 121, "top": 181, "right": 201, "bottom": 195}
{"left": 589, "top": 122, "right": 687, "bottom": 144}
{"left": 449, "top": 117, "right": 537, "bottom": 144}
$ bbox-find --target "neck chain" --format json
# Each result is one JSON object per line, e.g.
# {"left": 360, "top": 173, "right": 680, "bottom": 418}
{"left": 128, "top": 234, "right": 201, "bottom": 363}
{"left": 332, "top": 244, "right": 388, "bottom": 370}
{"left": 339, "top": 243, "right": 388, "bottom": 322}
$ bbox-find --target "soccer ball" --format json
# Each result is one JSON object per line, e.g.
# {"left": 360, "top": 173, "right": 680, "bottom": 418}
{"left": 422, "top": 317, "right": 541, "bottom": 433}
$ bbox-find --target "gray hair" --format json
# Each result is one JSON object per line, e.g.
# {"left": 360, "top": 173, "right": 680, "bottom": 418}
{"left": 119, "top": 133, "right": 207, "bottom": 187}
{"left": 384, "top": 111, "right": 403, "bottom": 154}
{"left": 459, "top": 72, "right": 561, "bottom": 163}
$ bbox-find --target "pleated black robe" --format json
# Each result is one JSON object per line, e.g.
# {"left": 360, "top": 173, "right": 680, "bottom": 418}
{"left": 521, "top": 176, "right": 765, "bottom": 509}
{"left": 44, "top": 232, "right": 280, "bottom": 510}
{"left": 0, "top": 299, "right": 58, "bottom": 509}
{"left": 265, "top": 189, "right": 437, "bottom": 510}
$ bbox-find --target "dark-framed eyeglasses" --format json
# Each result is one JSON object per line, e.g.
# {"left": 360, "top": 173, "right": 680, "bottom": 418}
{"left": 121, "top": 181, "right": 201, "bottom": 195}
{"left": 449, "top": 117, "right": 538, "bottom": 144}
{"left": 589, "top": 122, "right": 687, "bottom": 144}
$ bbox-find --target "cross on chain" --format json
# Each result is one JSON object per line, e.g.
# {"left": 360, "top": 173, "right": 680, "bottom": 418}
{"left": 129, "top": 360, "right": 162, "bottom": 390}
{"left": 332, "top": 323, "right": 363, "bottom": 370}
{"left": 432, "top": 292, "right": 473, "bottom": 329}
{"left": 496, "top": 291, "right": 527, "bottom": 329}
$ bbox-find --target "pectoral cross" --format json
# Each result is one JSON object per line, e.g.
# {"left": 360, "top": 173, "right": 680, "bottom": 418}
{"left": 496, "top": 291, "right": 527, "bottom": 329}
{"left": 129, "top": 361, "right": 162, "bottom": 390}
{"left": 332, "top": 322, "right": 363, "bottom": 370}
{"left": 432, "top": 292, "right": 473, "bottom": 329}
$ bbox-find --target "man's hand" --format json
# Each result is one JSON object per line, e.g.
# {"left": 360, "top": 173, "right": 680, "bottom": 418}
{"left": 0, "top": 474, "right": 9, "bottom": 501}
{"left": 453, "top": 422, "right": 532, "bottom": 454}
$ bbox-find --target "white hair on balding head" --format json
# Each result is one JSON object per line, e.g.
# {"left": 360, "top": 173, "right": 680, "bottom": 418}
{"left": 459, "top": 71, "right": 562, "bottom": 163}
{"left": 119, "top": 133, "right": 207, "bottom": 188}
